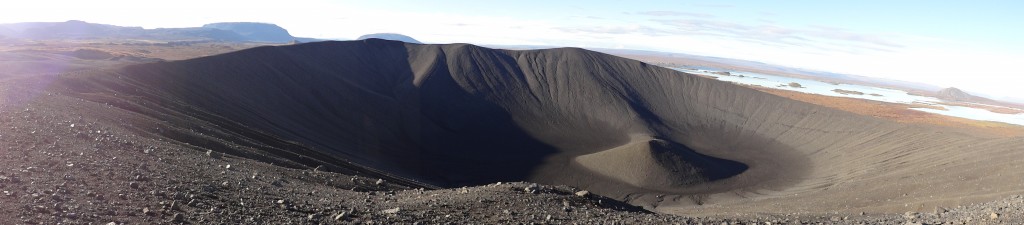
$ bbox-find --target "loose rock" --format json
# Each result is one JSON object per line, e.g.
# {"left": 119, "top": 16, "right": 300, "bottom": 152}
{"left": 333, "top": 212, "right": 348, "bottom": 220}
{"left": 381, "top": 207, "right": 400, "bottom": 214}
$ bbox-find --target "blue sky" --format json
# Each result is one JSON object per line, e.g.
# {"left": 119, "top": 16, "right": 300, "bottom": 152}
{"left": 1, "top": 0, "right": 1022, "bottom": 99}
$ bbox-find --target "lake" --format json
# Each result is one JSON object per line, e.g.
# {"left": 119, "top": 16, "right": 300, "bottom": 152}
{"left": 674, "top": 67, "right": 1024, "bottom": 126}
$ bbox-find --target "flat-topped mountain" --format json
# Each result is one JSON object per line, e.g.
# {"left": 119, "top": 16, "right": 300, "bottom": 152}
{"left": 202, "top": 22, "right": 295, "bottom": 43}
{"left": 0, "top": 20, "right": 311, "bottom": 43}
{"left": 357, "top": 33, "right": 422, "bottom": 43}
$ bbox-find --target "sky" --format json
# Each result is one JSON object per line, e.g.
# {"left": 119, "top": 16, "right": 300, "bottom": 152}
{"left": 1, "top": 0, "right": 1022, "bottom": 100}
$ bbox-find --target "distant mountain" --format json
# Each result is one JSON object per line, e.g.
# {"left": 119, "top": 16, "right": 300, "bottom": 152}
{"left": 1, "top": 20, "right": 143, "bottom": 40}
{"left": 357, "top": 33, "right": 421, "bottom": 44}
{"left": 937, "top": 87, "right": 981, "bottom": 102}
{"left": 933, "top": 87, "right": 1024, "bottom": 109}
{"left": 142, "top": 27, "right": 246, "bottom": 41}
{"left": 0, "top": 20, "right": 318, "bottom": 43}
{"left": 0, "top": 26, "right": 16, "bottom": 37}
{"left": 202, "top": 22, "right": 295, "bottom": 43}
{"left": 1002, "top": 97, "right": 1024, "bottom": 105}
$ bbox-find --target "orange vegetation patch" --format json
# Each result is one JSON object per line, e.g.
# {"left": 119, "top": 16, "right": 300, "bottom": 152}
{"left": 752, "top": 86, "right": 1024, "bottom": 137}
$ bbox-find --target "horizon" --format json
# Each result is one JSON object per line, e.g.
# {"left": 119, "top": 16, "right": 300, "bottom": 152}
{"left": 1, "top": 0, "right": 1021, "bottom": 100}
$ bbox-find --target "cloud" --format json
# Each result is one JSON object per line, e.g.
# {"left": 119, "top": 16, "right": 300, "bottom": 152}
{"left": 634, "top": 11, "right": 713, "bottom": 18}
{"left": 557, "top": 18, "right": 905, "bottom": 54}
{"left": 674, "top": 19, "right": 903, "bottom": 53}
{"left": 804, "top": 25, "right": 904, "bottom": 48}
{"left": 555, "top": 25, "right": 675, "bottom": 37}
{"left": 693, "top": 3, "right": 735, "bottom": 8}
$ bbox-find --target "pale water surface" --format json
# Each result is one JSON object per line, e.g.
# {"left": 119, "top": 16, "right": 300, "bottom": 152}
{"left": 675, "top": 68, "right": 1024, "bottom": 126}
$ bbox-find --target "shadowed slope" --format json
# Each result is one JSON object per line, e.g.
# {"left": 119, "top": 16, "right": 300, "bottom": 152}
{"left": 53, "top": 40, "right": 748, "bottom": 194}
{"left": 49, "top": 40, "right": 1024, "bottom": 213}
